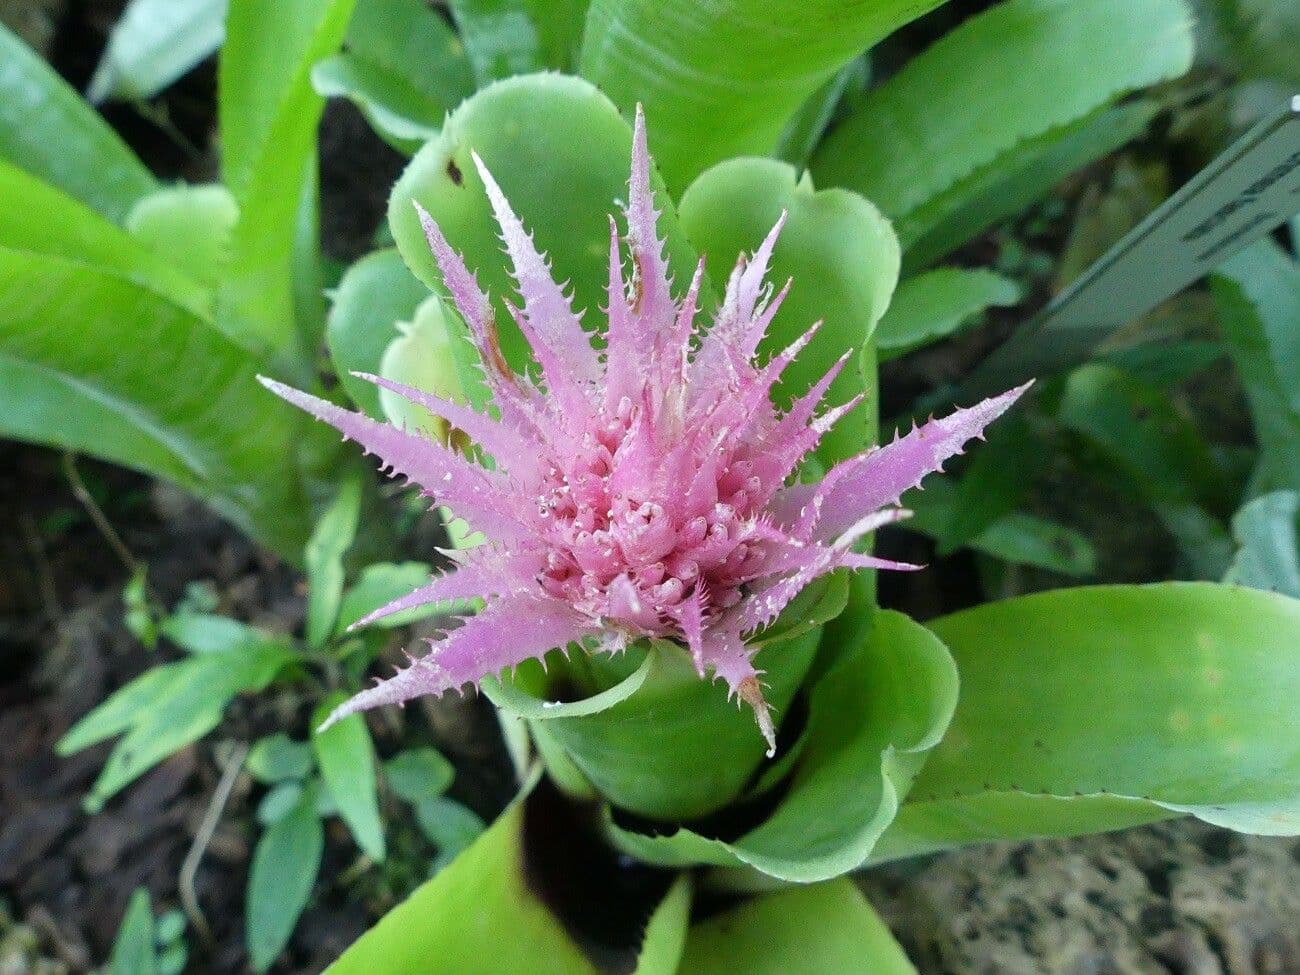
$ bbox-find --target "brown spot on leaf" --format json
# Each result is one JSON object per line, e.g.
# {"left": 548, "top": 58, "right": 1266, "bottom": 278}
{"left": 446, "top": 158, "right": 463, "bottom": 186}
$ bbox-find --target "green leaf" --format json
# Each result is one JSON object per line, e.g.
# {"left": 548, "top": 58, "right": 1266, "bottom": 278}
{"left": 325, "top": 792, "right": 601, "bottom": 975}
{"left": 606, "top": 611, "right": 957, "bottom": 881}
{"left": 160, "top": 613, "right": 291, "bottom": 656}
{"left": 811, "top": 0, "right": 1192, "bottom": 261}
{"left": 1210, "top": 238, "right": 1300, "bottom": 495}
{"left": 388, "top": 73, "right": 704, "bottom": 397}
{"left": 304, "top": 476, "right": 362, "bottom": 648}
{"left": 873, "top": 583, "right": 1300, "bottom": 861}
{"left": 123, "top": 566, "right": 159, "bottom": 647}
{"left": 257, "top": 781, "right": 307, "bottom": 824}
{"left": 1225, "top": 491, "right": 1300, "bottom": 598}
{"left": 1058, "top": 363, "right": 1234, "bottom": 577}
{"left": 248, "top": 733, "right": 316, "bottom": 784}
{"left": 0, "top": 23, "right": 157, "bottom": 222}
{"left": 335, "top": 561, "right": 444, "bottom": 633}
{"left": 900, "top": 101, "right": 1158, "bottom": 271}
{"left": 377, "top": 295, "right": 470, "bottom": 440}
{"left": 678, "top": 880, "right": 915, "bottom": 975}
{"left": 1098, "top": 339, "right": 1224, "bottom": 388}
{"left": 312, "top": 693, "right": 385, "bottom": 860}
{"left": 773, "top": 57, "right": 869, "bottom": 170}
{"left": 0, "top": 249, "right": 315, "bottom": 557}
{"left": 448, "top": 0, "right": 587, "bottom": 86}
{"left": 246, "top": 797, "right": 324, "bottom": 973}
{"left": 88, "top": 0, "right": 227, "bottom": 103}
{"left": 125, "top": 183, "right": 239, "bottom": 289}
{"left": 678, "top": 158, "right": 898, "bottom": 465}
{"left": 0, "top": 160, "right": 211, "bottom": 318}
{"left": 58, "top": 639, "right": 289, "bottom": 810}
{"left": 579, "top": 0, "right": 948, "bottom": 192}
{"left": 325, "top": 249, "right": 431, "bottom": 418}
{"left": 107, "top": 888, "right": 158, "bottom": 975}
{"left": 385, "top": 747, "right": 455, "bottom": 803}
{"left": 413, "top": 796, "right": 486, "bottom": 861}
{"left": 633, "top": 875, "right": 692, "bottom": 975}
{"left": 218, "top": 0, "right": 358, "bottom": 361}
{"left": 875, "top": 269, "right": 1020, "bottom": 360}
{"left": 311, "top": 0, "right": 473, "bottom": 153}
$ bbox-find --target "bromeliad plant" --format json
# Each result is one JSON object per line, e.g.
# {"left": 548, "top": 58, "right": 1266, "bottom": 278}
{"left": 291, "top": 96, "right": 1298, "bottom": 972}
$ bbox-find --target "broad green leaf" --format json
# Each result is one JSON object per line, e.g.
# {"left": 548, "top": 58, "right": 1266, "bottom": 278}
{"left": 378, "top": 295, "right": 468, "bottom": 440}
{"left": 218, "top": 0, "right": 358, "bottom": 361}
{"left": 385, "top": 747, "right": 455, "bottom": 802}
{"left": 513, "top": 628, "right": 820, "bottom": 821}
{"left": 257, "top": 781, "right": 307, "bottom": 824}
{"left": 811, "top": 0, "right": 1192, "bottom": 260}
{"left": 0, "top": 160, "right": 210, "bottom": 317}
{"left": 58, "top": 640, "right": 290, "bottom": 810}
{"left": 326, "top": 789, "right": 603, "bottom": 975}
{"left": 107, "top": 888, "right": 157, "bottom": 975}
{"left": 678, "top": 158, "right": 899, "bottom": 464}
{"left": 0, "top": 250, "right": 314, "bottom": 556}
{"left": 125, "top": 183, "right": 238, "bottom": 289}
{"left": 900, "top": 101, "right": 1158, "bottom": 271}
{"left": 875, "top": 268, "right": 1020, "bottom": 360}
{"left": 1224, "top": 491, "right": 1300, "bottom": 598}
{"left": 325, "top": 249, "right": 430, "bottom": 418}
{"left": 334, "top": 561, "right": 445, "bottom": 633}
{"left": 606, "top": 611, "right": 957, "bottom": 881}
{"left": 246, "top": 798, "right": 324, "bottom": 973}
{"left": 1058, "top": 363, "right": 1234, "bottom": 577}
{"left": 1211, "top": 238, "right": 1300, "bottom": 495}
{"left": 304, "top": 476, "right": 362, "bottom": 648}
{"left": 579, "top": 0, "right": 948, "bottom": 192}
{"left": 312, "top": 693, "right": 385, "bottom": 860}
{"left": 312, "top": 0, "right": 472, "bottom": 153}
{"left": 874, "top": 583, "right": 1300, "bottom": 860}
{"left": 160, "top": 612, "right": 292, "bottom": 656}
{"left": 448, "top": 0, "right": 587, "bottom": 86}
{"left": 248, "top": 733, "right": 315, "bottom": 784}
{"left": 0, "top": 23, "right": 157, "bottom": 222}
{"left": 88, "top": 0, "right": 227, "bottom": 103}
{"left": 389, "top": 73, "right": 704, "bottom": 394}
{"left": 1099, "top": 339, "right": 1224, "bottom": 388}
{"left": 678, "top": 880, "right": 915, "bottom": 975}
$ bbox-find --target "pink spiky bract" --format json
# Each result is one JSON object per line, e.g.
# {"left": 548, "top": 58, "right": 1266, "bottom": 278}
{"left": 261, "top": 106, "right": 1029, "bottom": 757}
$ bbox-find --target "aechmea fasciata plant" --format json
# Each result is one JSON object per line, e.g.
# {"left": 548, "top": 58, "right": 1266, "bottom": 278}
{"left": 259, "top": 108, "right": 1028, "bottom": 755}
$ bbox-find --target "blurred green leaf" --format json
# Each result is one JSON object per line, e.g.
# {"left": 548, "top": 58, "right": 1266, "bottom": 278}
{"left": 679, "top": 158, "right": 898, "bottom": 464}
{"left": 247, "top": 797, "right": 324, "bottom": 972}
{"left": 257, "top": 781, "right": 307, "bottom": 824}
{"left": 313, "top": 692, "right": 385, "bottom": 860}
{"left": 1098, "top": 339, "right": 1224, "bottom": 387}
{"left": 335, "top": 561, "right": 447, "bottom": 633}
{"left": 449, "top": 0, "right": 587, "bottom": 85}
{"left": 160, "top": 613, "right": 291, "bottom": 656}
{"left": 248, "top": 733, "right": 315, "bottom": 784}
{"left": 1211, "top": 238, "right": 1300, "bottom": 495}
{"left": 773, "top": 57, "right": 868, "bottom": 170}
{"left": 125, "top": 184, "right": 238, "bottom": 289}
{"left": 325, "top": 793, "right": 604, "bottom": 975}
{"left": 58, "top": 637, "right": 289, "bottom": 810}
{"left": 326, "top": 249, "right": 431, "bottom": 419}
{"left": 123, "top": 567, "right": 159, "bottom": 647}
{"left": 305, "top": 476, "right": 362, "bottom": 648}
{"left": 218, "top": 0, "right": 358, "bottom": 362}
{"left": 414, "top": 796, "right": 486, "bottom": 864}
{"left": 1225, "top": 491, "right": 1300, "bottom": 598}
{"left": 107, "top": 888, "right": 157, "bottom": 975}
{"left": 0, "top": 23, "right": 157, "bottom": 222}
{"left": 1058, "top": 363, "right": 1234, "bottom": 577}
{"left": 378, "top": 295, "right": 469, "bottom": 440}
{"left": 157, "top": 943, "right": 187, "bottom": 975}
{"left": 580, "top": 0, "right": 947, "bottom": 192}
{"left": 607, "top": 611, "right": 957, "bottom": 881}
{"left": 875, "top": 268, "right": 1020, "bottom": 360}
{"left": 812, "top": 0, "right": 1191, "bottom": 263}
{"left": 941, "top": 413, "right": 1042, "bottom": 554}
{"left": 88, "top": 0, "right": 227, "bottom": 103}
{"left": 0, "top": 160, "right": 210, "bottom": 318}
{"left": 312, "top": 0, "right": 473, "bottom": 152}
{"left": 679, "top": 880, "right": 915, "bottom": 975}
{"left": 385, "top": 747, "right": 455, "bottom": 803}
{"left": 874, "top": 583, "right": 1300, "bottom": 861}
{"left": 389, "top": 74, "right": 704, "bottom": 397}
{"left": 0, "top": 250, "right": 315, "bottom": 556}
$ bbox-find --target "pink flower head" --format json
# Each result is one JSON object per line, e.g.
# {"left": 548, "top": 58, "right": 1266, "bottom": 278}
{"left": 261, "top": 109, "right": 1028, "bottom": 755}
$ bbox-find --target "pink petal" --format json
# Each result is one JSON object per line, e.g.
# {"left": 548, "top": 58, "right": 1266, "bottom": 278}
{"left": 319, "top": 594, "right": 592, "bottom": 729}
{"left": 701, "top": 623, "right": 776, "bottom": 756}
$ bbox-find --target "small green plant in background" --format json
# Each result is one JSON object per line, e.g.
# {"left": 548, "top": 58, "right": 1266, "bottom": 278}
{"left": 102, "top": 888, "right": 188, "bottom": 975}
